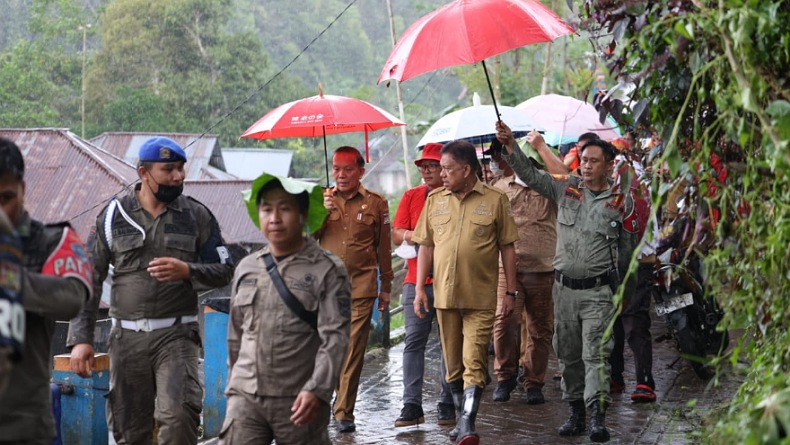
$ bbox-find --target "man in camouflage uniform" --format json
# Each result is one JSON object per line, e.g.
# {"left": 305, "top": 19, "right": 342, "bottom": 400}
{"left": 68, "top": 137, "right": 234, "bottom": 445}
{"left": 0, "top": 137, "right": 91, "bottom": 445}
{"left": 498, "top": 124, "right": 640, "bottom": 443}
{"left": 220, "top": 174, "right": 350, "bottom": 444}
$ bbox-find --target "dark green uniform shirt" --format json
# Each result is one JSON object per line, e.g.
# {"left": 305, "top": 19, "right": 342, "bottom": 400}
{"left": 503, "top": 149, "right": 639, "bottom": 279}
{"left": 67, "top": 188, "right": 234, "bottom": 347}
{"left": 0, "top": 212, "right": 89, "bottom": 442}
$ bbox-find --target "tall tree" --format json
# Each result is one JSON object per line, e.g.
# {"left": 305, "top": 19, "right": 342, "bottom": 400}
{"left": 86, "top": 0, "right": 307, "bottom": 147}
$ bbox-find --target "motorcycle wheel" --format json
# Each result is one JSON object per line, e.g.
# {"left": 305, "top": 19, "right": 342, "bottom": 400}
{"left": 706, "top": 328, "right": 730, "bottom": 356}
{"left": 670, "top": 312, "right": 712, "bottom": 380}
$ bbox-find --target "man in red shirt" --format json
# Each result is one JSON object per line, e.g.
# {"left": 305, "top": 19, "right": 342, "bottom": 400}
{"left": 392, "top": 143, "right": 455, "bottom": 428}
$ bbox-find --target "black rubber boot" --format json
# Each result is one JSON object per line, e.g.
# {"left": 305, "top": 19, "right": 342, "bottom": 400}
{"left": 589, "top": 401, "right": 610, "bottom": 442}
{"left": 448, "top": 380, "right": 464, "bottom": 441}
{"left": 456, "top": 386, "right": 482, "bottom": 445}
{"left": 558, "top": 400, "right": 586, "bottom": 436}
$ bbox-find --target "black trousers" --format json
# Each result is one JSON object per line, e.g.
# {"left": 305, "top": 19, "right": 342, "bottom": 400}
{"left": 610, "top": 264, "right": 656, "bottom": 389}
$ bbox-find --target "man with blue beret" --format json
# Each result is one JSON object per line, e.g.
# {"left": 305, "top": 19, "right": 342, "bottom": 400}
{"left": 68, "top": 136, "right": 235, "bottom": 444}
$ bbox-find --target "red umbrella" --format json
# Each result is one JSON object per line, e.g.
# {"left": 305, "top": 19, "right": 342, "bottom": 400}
{"left": 378, "top": 0, "right": 574, "bottom": 119}
{"left": 241, "top": 85, "right": 405, "bottom": 185}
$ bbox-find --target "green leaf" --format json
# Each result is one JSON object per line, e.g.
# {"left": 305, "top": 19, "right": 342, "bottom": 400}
{"left": 674, "top": 21, "right": 692, "bottom": 39}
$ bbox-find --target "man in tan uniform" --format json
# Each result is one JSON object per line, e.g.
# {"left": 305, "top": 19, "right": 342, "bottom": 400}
{"left": 220, "top": 174, "right": 350, "bottom": 444}
{"left": 412, "top": 140, "right": 519, "bottom": 445}
{"left": 486, "top": 140, "right": 558, "bottom": 405}
{"left": 316, "top": 146, "right": 393, "bottom": 433}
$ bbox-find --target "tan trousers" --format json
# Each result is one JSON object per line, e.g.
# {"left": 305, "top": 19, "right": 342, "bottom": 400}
{"left": 494, "top": 271, "right": 554, "bottom": 388}
{"left": 437, "top": 308, "right": 495, "bottom": 388}
{"left": 219, "top": 391, "right": 331, "bottom": 445}
{"left": 333, "top": 297, "right": 375, "bottom": 421}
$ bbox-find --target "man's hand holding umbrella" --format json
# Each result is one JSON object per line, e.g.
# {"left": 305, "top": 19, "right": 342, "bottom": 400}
{"left": 496, "top": 121, "right": 519, "bottom": 155}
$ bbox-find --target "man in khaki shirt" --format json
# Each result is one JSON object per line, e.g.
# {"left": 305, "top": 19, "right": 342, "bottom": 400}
{"left": 412, "top": 140, "right": 519, "bottom": 445}
{"left": 486, "top": 140, "right": 558, "bottom": 406}
{"left": 316, "top": 146, "right": 393, "bottom": 433}
{"left": 221, "top": 174, "right": 350, "bottom": 444}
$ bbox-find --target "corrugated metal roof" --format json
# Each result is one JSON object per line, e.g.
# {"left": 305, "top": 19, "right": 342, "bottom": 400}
{"left": 184, "top": 180, "right": 262, "bottom": 245}
{"left": 1, "top": 129, "right": 263, "bottom": 245}
{"left": 90, "top": 132, "right": 235, "bottom": 181}
{"left": 0, "top": 128, "right": 138, "bottom": 241}
{"left": 222, "top": 148, "right": 293, "bottom": 179}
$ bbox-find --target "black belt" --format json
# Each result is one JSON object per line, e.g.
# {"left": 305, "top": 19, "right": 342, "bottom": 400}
{"left": 554, "top": 270, "right": 611, "bottom": 290}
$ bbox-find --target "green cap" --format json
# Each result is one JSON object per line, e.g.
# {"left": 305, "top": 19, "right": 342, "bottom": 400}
{"left": 243, "top": 174, "right": 328, "bottom": 234}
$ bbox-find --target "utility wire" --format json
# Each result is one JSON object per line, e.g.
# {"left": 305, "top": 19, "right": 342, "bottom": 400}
{"left": 68, "top": 0, "right": 360, "bottom": 221}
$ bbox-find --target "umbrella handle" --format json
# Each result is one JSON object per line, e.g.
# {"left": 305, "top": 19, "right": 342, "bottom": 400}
{"left": 323, "top": 128, "right": 330, "bottom": 187}
{"left": 481, "top": 60, "right": 501, "bottom": 122}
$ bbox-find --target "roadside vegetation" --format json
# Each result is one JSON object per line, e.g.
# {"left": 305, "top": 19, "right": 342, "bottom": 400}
{"left": 581, "top": 1, "right": 789, "bottom": 443}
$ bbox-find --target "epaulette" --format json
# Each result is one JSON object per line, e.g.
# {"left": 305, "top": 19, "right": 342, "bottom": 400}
{"left": 363, "top": 188, "right": 388, "bottom": 203}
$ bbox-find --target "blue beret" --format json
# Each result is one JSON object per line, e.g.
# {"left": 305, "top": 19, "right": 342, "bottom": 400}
{"left": 138, "top": 137, "right": 187, "bottom": 163}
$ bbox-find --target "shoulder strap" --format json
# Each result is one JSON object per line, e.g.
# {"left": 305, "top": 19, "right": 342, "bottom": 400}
{"left": 262, "top": 253, "right": 317, "bottom": 330}
{"left": 103, "top": 197, "right": 146, "bottom": 249}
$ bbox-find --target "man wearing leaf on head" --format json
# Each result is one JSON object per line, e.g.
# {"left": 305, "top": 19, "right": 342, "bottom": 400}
{"left": 220, "top": 174, "right": 351, "bottom": 444}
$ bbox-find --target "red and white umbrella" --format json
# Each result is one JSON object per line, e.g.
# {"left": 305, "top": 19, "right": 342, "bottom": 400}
{"left": 379, "top": 0, "right": 574, "bottom": 120}
{"left": 241, "top": 85, "right": 405, "bottom": 184}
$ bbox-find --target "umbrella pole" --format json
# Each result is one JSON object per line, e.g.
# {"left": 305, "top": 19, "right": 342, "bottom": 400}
{"left": 323, "top": 128, "right": 330, "bottom": 187}
{"left": 481, "top": 60, "right": 501, "bottom": 121}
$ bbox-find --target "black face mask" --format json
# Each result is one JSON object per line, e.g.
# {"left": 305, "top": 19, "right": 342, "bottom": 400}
{"left": 153, "top": 182, "right": 183, "bottom": 204}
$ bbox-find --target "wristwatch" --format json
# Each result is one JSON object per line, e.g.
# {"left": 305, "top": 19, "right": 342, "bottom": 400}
{"left": 505, "top": 290, "right": 518, "bottom": 298}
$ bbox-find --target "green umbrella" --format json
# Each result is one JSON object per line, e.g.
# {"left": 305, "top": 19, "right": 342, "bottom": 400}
{"left": 242, "top": 174, "right": 328, "bottom": 235}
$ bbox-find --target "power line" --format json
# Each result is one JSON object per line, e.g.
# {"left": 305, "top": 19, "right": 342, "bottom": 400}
{"left": 185, "top": 0, "right": 360, "bottom": 148}
{"left": 68, "top": 0, "right": 360, "bottom": 221}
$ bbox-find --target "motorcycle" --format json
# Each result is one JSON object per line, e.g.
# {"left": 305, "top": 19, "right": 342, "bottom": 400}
{"left": 654, "top": 241, "right": 729, "bottom": 379}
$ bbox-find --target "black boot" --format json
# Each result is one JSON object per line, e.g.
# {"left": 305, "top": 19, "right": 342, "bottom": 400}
{"left": 589, "top": 401, "right": 610, "bottom": 442}
{"left": 456, "top": 386, "right": 482, "bottom": 445}
{"left": 448, "top": 380, "right": 464, "bottom": 441}
{"left": 558, "top": 400, "right": 586, "bottom": 436}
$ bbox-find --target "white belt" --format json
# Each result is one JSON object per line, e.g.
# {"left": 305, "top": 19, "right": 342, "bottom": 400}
{"left": 112, "top": 315, "right": 198, "bottom": 332}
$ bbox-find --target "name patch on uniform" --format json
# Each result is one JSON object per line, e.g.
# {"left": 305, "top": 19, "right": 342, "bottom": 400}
{"left": 164, "top": 223, "right": 197, "bottom": 236}
{"left": 112, "top": 226, "right": 142, "bottom": 238}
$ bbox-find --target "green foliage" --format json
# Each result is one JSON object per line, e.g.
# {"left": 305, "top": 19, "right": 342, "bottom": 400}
{"left": 85, "top": 0, "right": 309, "bottom": 147}
{"left": 581, "top": 1, "right": 790, "bottom": 443}
{"left": 0, "top": 41, "right": 61, "bottom": 127}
